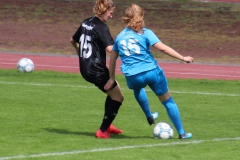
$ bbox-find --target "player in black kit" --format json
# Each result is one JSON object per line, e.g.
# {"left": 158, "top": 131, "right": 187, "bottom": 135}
{"left": 70, "top": 0, "right": 124, "bottom": 138}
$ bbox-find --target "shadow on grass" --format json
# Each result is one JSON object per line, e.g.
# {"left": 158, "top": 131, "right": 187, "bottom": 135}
{"left": 43, "top": 128, "right": 152, "bottom": 139}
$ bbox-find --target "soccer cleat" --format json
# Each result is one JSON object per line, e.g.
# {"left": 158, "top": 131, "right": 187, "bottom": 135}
{"left": 107, "top": 124, "right": 123, "bottom": 134}
{"left": 95, "top": 129, "right": 110, "bottom": 139}
{"left": 152, "top": 112, "right": 159, "bottom": 120}
{"left": 147, "top": 112, "right": 159, "bottom": 126}
{"left": 179, "top": 133, "right": 192, "bottom": 139}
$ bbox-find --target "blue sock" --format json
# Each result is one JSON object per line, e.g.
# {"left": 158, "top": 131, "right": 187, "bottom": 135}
{"left": 134, "top": 88, "right": 152, "bottom": 118}
{"left": 162, "top": 97, "right": 185, "bottom": 135}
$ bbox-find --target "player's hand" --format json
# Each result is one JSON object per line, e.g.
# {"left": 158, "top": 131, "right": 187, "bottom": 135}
{"left": 183, "top": 56, "right": 194, "bottom": 63}
{"left": 104, "top": 79, "right": 115, "bottom": 91}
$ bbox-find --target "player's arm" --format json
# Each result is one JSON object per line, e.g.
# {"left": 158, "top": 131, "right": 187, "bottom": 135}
{"left": 153, "top": 42, "right": 194, "bottom": 63}
{"left": 104, "top": 50, "right": 119, "bottom": 91}
{"left": 70, "top": 37, "right": 79, "bottom": 55}
{"left": 108, "top": 50, "right": 118, "bottom": 80}
{"left": 106, "top": 45, "right": 113, "bottom": 53}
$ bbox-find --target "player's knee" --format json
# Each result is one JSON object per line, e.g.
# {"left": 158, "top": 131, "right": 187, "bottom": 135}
{"left": 111, "top": 93, "right": 124, "bottom": 103}
{"left": 119, "top": 94, "right": 124, "bottom": 102}
{"left": 118, "top": 94, "right": 124, "bottom": 103}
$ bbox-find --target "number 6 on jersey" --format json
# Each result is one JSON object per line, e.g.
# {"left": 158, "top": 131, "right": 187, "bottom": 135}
{"left": 120, "top": 38, "right": 140, "bottom": 56}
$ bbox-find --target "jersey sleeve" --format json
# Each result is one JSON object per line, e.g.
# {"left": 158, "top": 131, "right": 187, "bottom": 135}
{"left": 145, "top": 29, "right": 161, "bottom": 46}
{"left": 72, "top": 24, "right": 82, "bottom": 43}
{"left": 98, "top": 25, "right": 114, "bottom": 48}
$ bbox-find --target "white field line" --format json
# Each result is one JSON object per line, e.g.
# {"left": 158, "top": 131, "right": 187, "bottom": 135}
{"left": 0, "top": 81, "right": 239, "bottom": 97}
{"left": 0, "top": 137, "right": 240, "bottom": 160}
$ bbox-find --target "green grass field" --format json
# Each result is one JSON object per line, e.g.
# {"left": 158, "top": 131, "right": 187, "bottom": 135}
{"left": 0, "top": 69, "right": 239, "bottom": 160}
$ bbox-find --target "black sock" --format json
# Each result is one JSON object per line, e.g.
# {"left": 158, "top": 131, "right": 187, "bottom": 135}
{"left": 100, "top": 100, "right": 122, "bottom": 132}
{"left": 104, "top": 95, "right": 112, "bottom": 112}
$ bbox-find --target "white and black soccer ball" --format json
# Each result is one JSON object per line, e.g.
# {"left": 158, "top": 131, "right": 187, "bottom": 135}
{"left": 17, "top": 58, "right": 34, "bottom": 73}
{"left": 153, "top": 122, "right": 173, "bottom": 139}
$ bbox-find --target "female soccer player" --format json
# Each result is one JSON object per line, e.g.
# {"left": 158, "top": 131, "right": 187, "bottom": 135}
{"left": 70, "top": 0, "right": 124, "bottom": 139}
{"left": 104, "top": 4, "right": 194, "bottom": 139}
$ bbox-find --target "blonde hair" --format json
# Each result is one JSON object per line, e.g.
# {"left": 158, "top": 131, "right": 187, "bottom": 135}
{"left": 122, "top": 4, "right": 145, "bottom": 33}
{"left": 93, "top": 0, "right": 115, "bottom": 16}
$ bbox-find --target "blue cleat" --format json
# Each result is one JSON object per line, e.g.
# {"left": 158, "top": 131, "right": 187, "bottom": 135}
{"left": 179, "top": 133, "right": 192, "bottom": 139}
{"left": 147, "top": 112, "right": 159, "bottom": 125}
{"left": 152, "top": 112, "right": 158, "bottom": 120}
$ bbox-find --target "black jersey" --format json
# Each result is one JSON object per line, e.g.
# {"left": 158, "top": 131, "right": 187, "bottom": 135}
{"left": 72, "top": 16, "right": 114, "bottom": 83}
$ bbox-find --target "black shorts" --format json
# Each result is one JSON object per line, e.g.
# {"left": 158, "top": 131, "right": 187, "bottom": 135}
{"left": 95, "top": 78, "right": 117, "bottom": 93}
{"left": 83, "top": 73, "right": 117, "bottom": 93}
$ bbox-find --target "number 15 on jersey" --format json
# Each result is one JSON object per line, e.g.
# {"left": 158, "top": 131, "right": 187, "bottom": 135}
{"left": 80, "top": 34, "right": 92, "bottom": 58}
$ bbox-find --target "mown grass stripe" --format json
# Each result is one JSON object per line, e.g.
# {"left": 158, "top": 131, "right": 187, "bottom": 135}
{"left": 0, "top": 137, "right": 239, "bottom": 160}
{"left": 0, "top": 81, "right": 239, "bottom": 97}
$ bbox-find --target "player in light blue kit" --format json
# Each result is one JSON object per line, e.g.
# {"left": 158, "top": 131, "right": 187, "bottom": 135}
{"left": 104, "top": 4, "right": 194, "bottom": 139}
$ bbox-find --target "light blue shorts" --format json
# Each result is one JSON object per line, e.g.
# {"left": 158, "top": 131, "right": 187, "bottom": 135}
{"left": 125, "top": 67, "right": 168, "bottom": 96}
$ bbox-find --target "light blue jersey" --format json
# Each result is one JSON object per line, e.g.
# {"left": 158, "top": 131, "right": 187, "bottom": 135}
{"left": 113, "top": 27, "right": 188, "bottom": 136}
{"left": 113, "top": 28, "right": 161, "bottom": 76}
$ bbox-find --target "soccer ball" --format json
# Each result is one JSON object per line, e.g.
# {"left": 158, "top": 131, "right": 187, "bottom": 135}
{"left": 17, "top": 58, "right": 34, "bottom": 73}
{"left": 153, "top": 122, "right": 173, "bottom": 139}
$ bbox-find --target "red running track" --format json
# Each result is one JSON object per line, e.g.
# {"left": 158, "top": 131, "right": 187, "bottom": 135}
{"left": 0, "top": 52, "right": 240, "bottom": 80}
